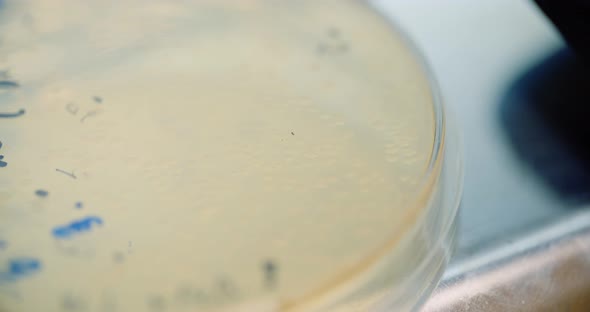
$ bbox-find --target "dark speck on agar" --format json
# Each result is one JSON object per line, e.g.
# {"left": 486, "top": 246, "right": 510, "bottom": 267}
{"left": 113, "top": 251, "right": 124, "bottom": 263}
{"left": 0, "top": 80, "right": 19, "bottom": 89}
{"left": 0, "top": 141, "right": 6, "bottom": 168}
{"left": 75, "top": 202, "right": 83, "bottom": 209}
{"left": 262, "top": 259, "right": 278, "bottom": 288}
{"left": 147, "top": 295, "right": 166, "bottom": 311}
{"left": 327, "top": 27, "right": 340, "bottom": 38}
{"left": 93, "top": 96, "right": 103, "bottom": 104}
{"left": 0, "top": 109, "right": 25, "bottom": 118}
{"left": 316, "top": 43, "right": 328, "bottom": 54}
{"left": 35, "top": 189, "right": 49, "bottom": 197}
{"left": 338, "top": 43, "right": 349, "bottom": 52}
{"left": 61, "top": 294, "right": 86, "bottom": 312}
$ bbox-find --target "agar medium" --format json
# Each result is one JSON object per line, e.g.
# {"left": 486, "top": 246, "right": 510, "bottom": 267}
{"left": 0, "top": 1, "right": 461, "bottom": 311}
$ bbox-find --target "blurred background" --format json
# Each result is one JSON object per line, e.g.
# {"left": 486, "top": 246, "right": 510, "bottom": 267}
{"left": 376, "top": 0, "right": 582, "bottom": 261}
{"left": 374, "top": 1, "right": 590, "bottom": 310}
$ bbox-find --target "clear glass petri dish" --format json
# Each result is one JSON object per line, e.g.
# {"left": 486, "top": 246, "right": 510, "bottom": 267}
{"left": 0, "top": 1, "right": 462, "bottom": 311}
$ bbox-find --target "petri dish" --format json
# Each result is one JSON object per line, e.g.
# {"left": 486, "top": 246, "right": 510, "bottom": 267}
{"left": 0, "top": 1, "right": 462, "bottom": 311}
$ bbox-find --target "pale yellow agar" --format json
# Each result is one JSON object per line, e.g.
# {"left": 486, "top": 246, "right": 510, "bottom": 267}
{"left": 0, "top": 1, "right": 437, "bottom": 311}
